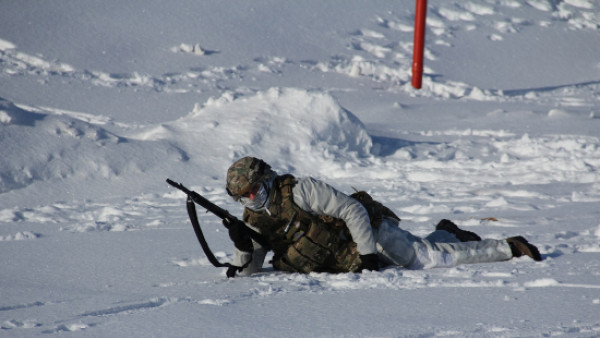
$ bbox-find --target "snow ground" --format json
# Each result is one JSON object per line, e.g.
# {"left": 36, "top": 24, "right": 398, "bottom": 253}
{"left": 1, "top": 1, "right": 600, "bottom": 337}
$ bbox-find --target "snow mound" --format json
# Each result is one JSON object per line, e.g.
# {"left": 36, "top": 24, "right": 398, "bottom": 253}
{"left": 0, "top": 231, "right": 39, "bottom": 241}
{"left": 1, "top": 88, "right": 373, "bottom": 198}
{"left": 131, "top": 87, "right": 373, "bottom": 176}
{"left": 0, "top": 97, "right": 184, "bottom": 194}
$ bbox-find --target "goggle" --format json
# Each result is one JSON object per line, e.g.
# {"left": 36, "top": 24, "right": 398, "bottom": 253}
{"left": 226, "top": 182, "right": 258, "bottom": 201}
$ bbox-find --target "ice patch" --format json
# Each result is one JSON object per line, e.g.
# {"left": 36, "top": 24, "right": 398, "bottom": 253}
{"left": 486, "top": 197, "right": 509, "bottom": 208}
{"left": 578, "top": 245, "right": 600, "bottom": 253}
{"left": 376, "top": 17, "right": 413, "bottom": 32}
{"left": 526, "top": 0, "right": 553, "bottom": 12}
{"left": 172, "top": 257, "right": 213, "bottom": 267}
{"left": 548, "top": 109, "right": 571, "bottom": 118}
{"left": 171, "top": 43, "right": 217, "bottom": 56}
{"left": 198, "top": 299, "right": 231, "bottom": 306}
{"left": 1, "top": 319, "right": 41, "bottom": 329}
{"left": 0, "top": 38, "right": 16, "bottom": 50}
{"left": 401, "top": 203, "right": 452, "bottom": 215}
{"left": 524, "top": 278, "right": 560, "bottom": 287}
{"left": 482, "top": 272, "right": 514, "bottom": 278}
{"left": 564, "top": 0, "right": 594, "bottom": 10}
{"left": 0, "top": 47, "right": 74, "bottom": 75}
{"left": 55, "top": 323, "right": 88, "bottom": 332}
{"left": 524, "top": 279, "right": 600, "bottom": 289}
{"left": 0, "top": 110, "right": 11, "bottom": 124}
{"left": 357, "top": 29, "right": 385, "bottom": 39}
{"left": 462, "top": 2, "right": 495, "bottom": 16}
{"left": 0, "top": 231, "right": 39, "bottom": 241}
{"left": 438, "top": 7, "right": 477, "bottom": 21}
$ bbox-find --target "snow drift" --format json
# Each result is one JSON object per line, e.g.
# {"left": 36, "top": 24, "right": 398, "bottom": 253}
{"left": 0, "top": 97, "right": 184, "bottom": 195}
{"left": 129, "top": 87, "right": 374, "bottom": 177}
{"left": 1, "top": 88, "right": 374, "bottom": 201}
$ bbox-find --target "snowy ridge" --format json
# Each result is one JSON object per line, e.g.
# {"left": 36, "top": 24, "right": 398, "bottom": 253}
{"left": 1, "top": 1, "right": 599, "bottom": 106}
{"left": 129, "top": 87, "right": 373, "bottom": 176}
{"left": 0, "top": 97, "right": 185, "bottom": 196}
{"left": 1, "top": 87, "right": 374, "bottom": 201}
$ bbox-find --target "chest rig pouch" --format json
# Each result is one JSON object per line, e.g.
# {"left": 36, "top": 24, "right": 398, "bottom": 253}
{"left": 243, "top": 175, "right": 362, "bottom": 274}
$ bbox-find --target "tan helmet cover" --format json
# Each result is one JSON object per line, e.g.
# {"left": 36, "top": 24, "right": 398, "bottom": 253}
{"left": 226, "top": 156, "right": 272, "bottom": 200}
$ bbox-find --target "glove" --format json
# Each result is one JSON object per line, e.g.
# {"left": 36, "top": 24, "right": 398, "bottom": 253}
{"left": 359, "top": 254, "right": 379, "bottom": 272}
{"left": 225, "top": 219, "right": 254, "bottom": 253}
{"left": 226, "top": 265, "right": 242, "bottom": 278}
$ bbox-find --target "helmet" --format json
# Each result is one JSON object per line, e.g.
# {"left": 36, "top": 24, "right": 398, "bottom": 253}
{"left": 226, "top": 156, "right": 274, "bottom": 201}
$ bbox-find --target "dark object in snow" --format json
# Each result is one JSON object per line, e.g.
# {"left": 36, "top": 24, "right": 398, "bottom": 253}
{"left": 436, "top": 219, "right": 482, "bottom": 242}
{"left": 507, "top": 236, "right": 543, "bottom": 261}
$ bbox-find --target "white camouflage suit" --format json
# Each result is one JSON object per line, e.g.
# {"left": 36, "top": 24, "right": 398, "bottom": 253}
{"left": 233, "top": 177, "right": 513, "bottom": 275}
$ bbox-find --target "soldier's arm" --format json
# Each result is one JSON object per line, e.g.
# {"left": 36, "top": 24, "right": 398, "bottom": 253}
{"left": 292, "top": 177, "right": 377, "bottom": 255}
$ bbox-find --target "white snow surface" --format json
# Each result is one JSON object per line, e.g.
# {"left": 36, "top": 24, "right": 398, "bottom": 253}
{"left": 1, "top": 1, "right": 600, "bottom": 337}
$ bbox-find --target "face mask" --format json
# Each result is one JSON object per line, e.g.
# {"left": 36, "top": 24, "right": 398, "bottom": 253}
{"left": 240, "top": 183, "right": 269, "bottom": 211}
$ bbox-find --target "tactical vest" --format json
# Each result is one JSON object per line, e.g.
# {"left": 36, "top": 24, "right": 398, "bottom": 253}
{"left": 243, "top": 175, "right": 400, "bottom": 274}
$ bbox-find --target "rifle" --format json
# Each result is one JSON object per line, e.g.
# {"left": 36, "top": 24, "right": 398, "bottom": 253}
{"left": 167, "top": 178, "right": 238, "bottom": 228}
{"left": 166, "top": 179, "right": 269, "bottom": 269}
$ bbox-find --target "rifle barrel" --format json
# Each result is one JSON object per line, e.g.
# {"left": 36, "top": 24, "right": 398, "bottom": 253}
{"left": 167, "top": 177, "right": 271, "bottom": 250}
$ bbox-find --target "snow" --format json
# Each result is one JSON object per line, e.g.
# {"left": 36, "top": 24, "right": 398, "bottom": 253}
{"left": 1, "top": 0, "right": 600, "bottom": 336}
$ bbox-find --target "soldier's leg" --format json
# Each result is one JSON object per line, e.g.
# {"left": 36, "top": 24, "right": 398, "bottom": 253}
{"left": 373, "top": 219, "right": 419, "bottom": 267}
{"left": 424, "top": 220, "right": 541, "bottom": 264}
{"left": 416, "top": 220, "right": 513, "bottom": 268}
{"left": 419, "top": 238, "right": 513, "bottom": 267}
{"left": 424, "top": 229, "right": 460, "bottom": 243}
{"left": 373, "top": 219, "right": 513, "bottom": 269}
{"left": 433, "top": 219, "right": 482, "bottom": 242}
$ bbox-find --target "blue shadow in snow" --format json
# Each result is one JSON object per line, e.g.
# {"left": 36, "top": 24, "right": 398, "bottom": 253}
{"left": 0, "top": 97, "right": 46, "bottom": 126}
{"left": 370, "top": 135, "right": 438, "bottom": 157}
{"left": 501, "top": 80, "right": 600, "bottom": 97}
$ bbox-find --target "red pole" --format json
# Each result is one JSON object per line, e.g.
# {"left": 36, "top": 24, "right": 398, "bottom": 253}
{"left": 411, "top": 0, "right": 427, "bottom": 89}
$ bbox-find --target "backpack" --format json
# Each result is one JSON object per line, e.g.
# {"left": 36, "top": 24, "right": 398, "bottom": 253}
{"left": 350, "top": 190, "right": 401, "bottom": 228}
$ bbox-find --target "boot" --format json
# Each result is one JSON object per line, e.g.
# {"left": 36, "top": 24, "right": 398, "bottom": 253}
{"left": 506, "top": 236, "right": 542, "bottom": 261}
{"left": 435, "top": 219, "right": 482, "bottom": 242}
